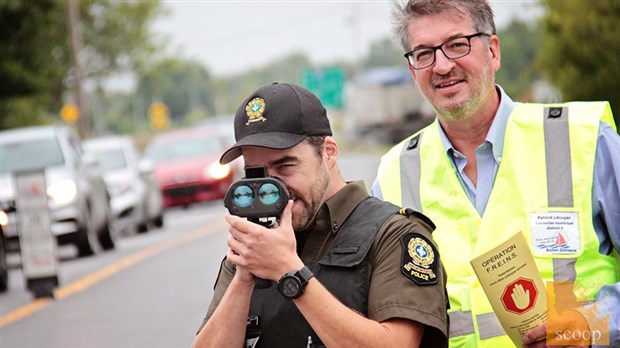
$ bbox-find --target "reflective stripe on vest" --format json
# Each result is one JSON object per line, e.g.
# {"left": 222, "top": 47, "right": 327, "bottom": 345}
{"left": 544, "top": 106, "right": 578, "bottom": 282}
{"left": 399, "top": 133, "right": 423, "bottom": 212}
{"left": 376, "top": 101, "right": 619, "bottom": 347}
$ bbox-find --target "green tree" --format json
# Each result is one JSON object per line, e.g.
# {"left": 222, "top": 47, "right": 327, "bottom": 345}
{"left": 538, "top": 0, "right": 620, "bottom": 126}
{"left": 79, "top": 1, "right": 165, "bottom": 79}
{"left": 244, "top": 51, "right": 313, "bottom": 89}
{"left": 495, "top": 20, "right": 542, "bottom": 100}
{"left": 135, "top": 58, "right": 215, "bottom": 126}
{"left": 213, "top": 52, "right": 314, "bottom": 115}
{"left": 74, "top": 0, "right": 165, "bottom": 136}
{"left": 361, "top": 37, "right": 404, "bottom": 69}
{"left": 0, "top": 0, "right": 164, "bottom": 131}
{"left": 0, "top": 1, "right": 69, "bottom": 128}
{"left": 92, "top": 88, "right": 140, "bottom": 135}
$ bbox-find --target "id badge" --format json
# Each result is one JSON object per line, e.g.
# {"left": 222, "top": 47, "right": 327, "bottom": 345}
{"left": 528, "top": 209, "right": 583, "bottom": 258}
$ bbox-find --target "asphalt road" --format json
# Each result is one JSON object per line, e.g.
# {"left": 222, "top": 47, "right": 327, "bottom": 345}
{"left": 0, "top": 151, "right": 382, "bottom": 348}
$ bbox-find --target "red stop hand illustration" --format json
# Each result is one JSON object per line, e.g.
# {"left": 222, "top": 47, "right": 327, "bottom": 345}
{"left": 511, "top": 283, "right": 531, "bottom": 310}
{"left": 502, "top": 278, "right": 538, "bottom": 314}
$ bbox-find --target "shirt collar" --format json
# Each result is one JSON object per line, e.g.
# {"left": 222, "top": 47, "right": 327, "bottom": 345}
{"left": 316, "top": 181, "right": 369, "bottom": 235}
{"left": 489, "top": 85, "right": 517, "bottom": 161}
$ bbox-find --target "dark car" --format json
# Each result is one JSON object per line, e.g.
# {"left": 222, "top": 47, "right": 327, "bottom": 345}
{"left": 0, "top": 125, "right": 115, "bottom": 257}
{"left": 143, "top": 128, "right": 240, "bottom": 208}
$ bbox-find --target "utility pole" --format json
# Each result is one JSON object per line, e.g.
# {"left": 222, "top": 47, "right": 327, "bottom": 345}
{"left": 67, "top": 0, "right": 89, "bottom": 137}
{"left": 345, "top": 4, "right": 362, "bottom": 76}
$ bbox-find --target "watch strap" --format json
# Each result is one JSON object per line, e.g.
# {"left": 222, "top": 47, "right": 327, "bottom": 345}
{"left": 296, "top": 266, "right": 314, "bottom": 283}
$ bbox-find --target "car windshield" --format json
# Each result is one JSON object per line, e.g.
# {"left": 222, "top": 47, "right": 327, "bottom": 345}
{"left": 145, "top": 136, "right": 221, "bottom": 163}
{"left": 91, "top": 149, "right": 127, "bottom": 173}
{"left": 0, "top": 138, "right": 65, "bottom": 173}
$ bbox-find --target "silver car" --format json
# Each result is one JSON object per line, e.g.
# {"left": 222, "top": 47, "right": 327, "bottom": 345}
{"left": 0, "top": 125, "right": 115, "bottom": 257}
{"left": 83, "top": 135, "right": 164, "bottom": 233}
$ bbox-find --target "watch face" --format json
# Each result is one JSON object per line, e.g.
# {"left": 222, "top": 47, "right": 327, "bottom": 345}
{"left": 280, "top": 276, "right": 301, "bottom": 297}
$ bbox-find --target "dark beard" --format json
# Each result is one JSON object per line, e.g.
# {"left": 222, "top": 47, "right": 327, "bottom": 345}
{"left": 293, "top": 163, "right": 330, "bottom": 231}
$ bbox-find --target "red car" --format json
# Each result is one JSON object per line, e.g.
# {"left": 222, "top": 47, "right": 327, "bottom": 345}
{"left": 143, "top": 128, "right": 240, "bottom": 208}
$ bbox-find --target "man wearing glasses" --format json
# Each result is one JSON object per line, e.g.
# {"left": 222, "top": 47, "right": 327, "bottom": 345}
{"left": 372, "top": 1, "right": 620, "bottom": 347}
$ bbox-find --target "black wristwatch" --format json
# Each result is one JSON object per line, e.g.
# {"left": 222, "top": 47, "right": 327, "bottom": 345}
{"left": 276, "top": 266, "right": 314, "bottom": 300}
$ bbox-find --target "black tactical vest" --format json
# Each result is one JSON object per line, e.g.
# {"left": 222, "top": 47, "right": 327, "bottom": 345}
{"left": 245, "top": 197, "right": 400, "bottom": 348}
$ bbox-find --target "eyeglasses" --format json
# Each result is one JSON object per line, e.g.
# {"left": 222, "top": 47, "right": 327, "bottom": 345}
{"left": 404, "top": 32, "right": 490, "bottom": 70}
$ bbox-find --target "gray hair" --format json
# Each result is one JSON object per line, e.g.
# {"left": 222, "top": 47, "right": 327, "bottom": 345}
{"left": 392, "top": 0, "right": 496, "bottom": 52}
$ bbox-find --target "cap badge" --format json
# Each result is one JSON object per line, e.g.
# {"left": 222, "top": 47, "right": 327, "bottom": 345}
{"left": 245, "top": 97, "right": 267, "bottom": 125}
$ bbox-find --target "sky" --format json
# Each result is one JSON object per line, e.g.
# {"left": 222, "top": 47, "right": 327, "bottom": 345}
{"left": 152, "top": 1, "right": 543, "bottom": 77}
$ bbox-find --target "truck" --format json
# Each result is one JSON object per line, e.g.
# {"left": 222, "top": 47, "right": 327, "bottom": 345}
{"left": 343, "top": 66, "right": 435, "bottom": 145}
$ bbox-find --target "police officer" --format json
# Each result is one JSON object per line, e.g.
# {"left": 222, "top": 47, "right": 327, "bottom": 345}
{"left": 192, "top": 83, "right": 448, "bottom": 348}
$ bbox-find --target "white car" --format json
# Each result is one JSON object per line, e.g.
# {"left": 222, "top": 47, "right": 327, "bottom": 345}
{"left": 84, "top": 135, "right": 164, "bottom": 233}
{"left": 0, "top": 125, "right": 114, "bottom": 257}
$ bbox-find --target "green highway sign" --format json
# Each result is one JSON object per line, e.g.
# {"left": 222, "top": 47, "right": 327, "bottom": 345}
{"left": 300, "top": 67, "right": 345, "bottom": 109}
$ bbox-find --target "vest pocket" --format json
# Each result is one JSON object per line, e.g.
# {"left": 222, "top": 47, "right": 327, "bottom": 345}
{"left": 319, "top": 245, "right": 366, "bottom": 267}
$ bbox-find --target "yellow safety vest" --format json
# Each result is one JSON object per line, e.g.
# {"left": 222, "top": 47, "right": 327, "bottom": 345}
{"left": 377, "top": 102, "right": 618, "bottom": 347}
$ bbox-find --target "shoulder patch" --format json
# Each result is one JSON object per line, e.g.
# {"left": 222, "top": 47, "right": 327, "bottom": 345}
{"left": 400, "top": 233, "right": 439, "bottom": 285}
{"left": 399, "top": 208, "right": 436, "bottom": 231}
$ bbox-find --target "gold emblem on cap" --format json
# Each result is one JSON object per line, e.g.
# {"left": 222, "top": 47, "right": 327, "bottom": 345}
{"left": 245, "top": 97, "right": 267, "bottom": 125}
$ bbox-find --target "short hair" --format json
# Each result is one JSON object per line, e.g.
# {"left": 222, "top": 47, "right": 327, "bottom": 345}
{"left": 392, "top": 0, "right": 496, "bottom": 52}
{"left": 305, "top": 136, "right": 326, "bottom": 158}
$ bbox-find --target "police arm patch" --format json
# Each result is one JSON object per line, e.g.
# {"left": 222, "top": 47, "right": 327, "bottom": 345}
{"left": 400, "top": 233, "right": 439, "bottom": 285}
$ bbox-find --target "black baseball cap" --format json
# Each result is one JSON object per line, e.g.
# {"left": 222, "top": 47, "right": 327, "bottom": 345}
{"left": 219, "top": 82, "right": 332, "bottom": 164}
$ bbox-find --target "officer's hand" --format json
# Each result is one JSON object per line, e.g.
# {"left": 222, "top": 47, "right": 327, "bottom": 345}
{"left": 226, "top": 247, "right": 255, "bottom": 284}
{"left": 522, "top": 310, "right": 589, "bottom": 348}
{"left": 270, "top": 200, "right": 305, "bottom": 274}
{"left": 225, "top": 200, "right": 302, "bottom": 281}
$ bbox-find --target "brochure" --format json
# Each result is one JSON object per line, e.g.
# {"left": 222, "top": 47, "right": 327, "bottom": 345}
{"left": 470, "top": 231, "right": 548, "bottom": 345}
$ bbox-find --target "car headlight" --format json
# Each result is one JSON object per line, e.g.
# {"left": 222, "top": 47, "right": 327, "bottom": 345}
{"left": 47, "top": 179, "right": 78, "bottom": 205}
{"left": 206, "top": 162, "right": 231, "bottom": 180}
{"left": 0, "top": 210, "right": 7, "bottom": 227}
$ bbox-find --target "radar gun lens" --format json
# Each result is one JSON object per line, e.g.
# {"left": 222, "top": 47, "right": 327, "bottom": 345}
{"left": 232, "top": 184, "right": 254, "bottom": 207}
{"left": 258, "top": 183, "right": 280, "bottom": 206}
